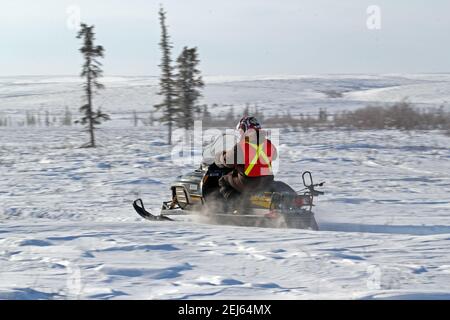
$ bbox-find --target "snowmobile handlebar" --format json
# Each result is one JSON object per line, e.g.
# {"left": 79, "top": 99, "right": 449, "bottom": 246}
{"left": 302, "top": 171, "right": 325, "bottom": 196}
{"left": 311, "top": 189, "right": 325, "bottom": 196}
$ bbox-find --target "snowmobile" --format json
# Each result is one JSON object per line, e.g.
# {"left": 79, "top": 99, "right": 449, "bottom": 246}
{"left": 133, "top": 133, "right": 324, "bottom": 230}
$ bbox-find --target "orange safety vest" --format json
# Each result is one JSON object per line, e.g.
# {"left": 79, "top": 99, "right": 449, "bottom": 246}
{"left": 240, "top": 136, "right": 275, "bottom": 177}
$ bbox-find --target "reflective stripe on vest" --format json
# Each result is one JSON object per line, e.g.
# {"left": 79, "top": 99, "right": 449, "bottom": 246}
{"left": 240, "top": 138, "right": 273, "bottom": 177}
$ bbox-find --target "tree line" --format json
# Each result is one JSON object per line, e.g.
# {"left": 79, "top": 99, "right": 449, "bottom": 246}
{"left": 75, "top": 6, "right": 203, "bottom": 147}
{"left": 3, "top": 100, "right": 450, "bottom": 137}
{"left": 154, "top": 7, "right": 204, "bottom": 144}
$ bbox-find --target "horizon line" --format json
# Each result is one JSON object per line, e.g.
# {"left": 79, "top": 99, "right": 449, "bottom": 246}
{"left": 2, "top": 72, "right": 450, "bottom": 78}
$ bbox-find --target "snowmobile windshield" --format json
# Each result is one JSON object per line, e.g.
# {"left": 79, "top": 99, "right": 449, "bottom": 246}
{"left": 202, "top": 133, "right": 238, "bottom": 165}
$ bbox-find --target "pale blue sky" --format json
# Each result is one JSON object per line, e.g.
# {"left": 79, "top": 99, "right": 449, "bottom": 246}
{"left": 1, "top": 0, "right": 449, "bottom": 76}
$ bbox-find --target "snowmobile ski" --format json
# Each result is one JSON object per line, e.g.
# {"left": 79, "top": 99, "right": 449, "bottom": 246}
{"left": 133, "top": 199, "right": 173, "bottom": 221}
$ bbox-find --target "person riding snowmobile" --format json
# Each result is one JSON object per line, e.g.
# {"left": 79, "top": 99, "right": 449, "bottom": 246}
{"left": 214, "top": 116, "right": 277, "bottom": 200}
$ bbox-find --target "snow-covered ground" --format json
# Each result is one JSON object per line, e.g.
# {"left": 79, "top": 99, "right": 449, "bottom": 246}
{"left": 1, "top": 75, "right": 450, "bottom": 299}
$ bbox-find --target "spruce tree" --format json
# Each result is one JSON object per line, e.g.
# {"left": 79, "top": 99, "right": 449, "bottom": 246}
{"left": 76, "top": 23, "right": 109, "bottom": 148}
{"left": 133, "top": 110, "right": 139, "bottom": 127}
{"left": 175, "top": 47, "right": 204, "bottom": 130}
{"left": 155, "top": 7, "right": 177, "bottom": 145}
{"left": 243, "top": 103, "right": 250, "bottom": 117}
{"left": 62, "top": 107, "right": 73, "bottom": 126}
{"left": 202, "top": 104, "right": 212, "bottom": 126}
{"left": 225, "top": 106, "right": 235, "bottom": 124}
{"left": 45, "top": 111, "right": 50, "bottom": 127}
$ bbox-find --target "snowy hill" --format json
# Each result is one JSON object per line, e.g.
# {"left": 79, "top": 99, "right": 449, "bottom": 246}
{"left": 1, "top": 74, "right": 449, "bottom": 118}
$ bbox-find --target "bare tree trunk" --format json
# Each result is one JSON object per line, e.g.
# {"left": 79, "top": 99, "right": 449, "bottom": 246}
{"left": 168, "top": 119, "right": 172, "bottom": 145}
{"left": 167, "top": 94, "right": 173, "bottom": 145}
{"left": 87, "top": 73, "right": 95, "bottom": 148}
{"left": 133, "top": 110, "right": 138, "bottom": 127}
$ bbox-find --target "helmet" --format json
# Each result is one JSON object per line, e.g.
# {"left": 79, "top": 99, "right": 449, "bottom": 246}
{"left": 236, "top": 116, "right": 261, "bottom": 132}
